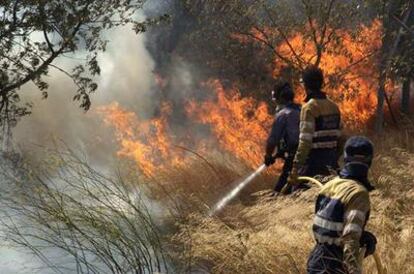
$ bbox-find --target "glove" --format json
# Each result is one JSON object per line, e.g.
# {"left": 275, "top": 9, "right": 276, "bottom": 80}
{"left": 360, "top": 231, "right": 377, "bottom": 257}
{"left": 274, "top": 150, "right": 286, "bottom": 159}
{"left": 264, "top": 154, "right": 276, "bottom": 166}
{"left": 287, "top": 166, "right": 299, "bottom": 186}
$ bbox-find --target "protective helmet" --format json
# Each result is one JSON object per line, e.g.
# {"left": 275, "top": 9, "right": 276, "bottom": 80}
{"left": 343, "top": 136, "right": 374, "bottom": 167}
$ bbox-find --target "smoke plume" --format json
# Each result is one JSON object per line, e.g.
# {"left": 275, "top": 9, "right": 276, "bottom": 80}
{"left": 13, "top": 25, "right": 158, "bottom": 165}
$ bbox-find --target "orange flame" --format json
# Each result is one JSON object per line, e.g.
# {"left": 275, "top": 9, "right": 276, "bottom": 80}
{"left": 99, "top": 82, "right": 272, "bottom": 176}
{"left": 154, "top": 72, "right": 168, "bottom": 90}
{"left": 236, "top": 20, "right": 390, "bottom": 128}
{"left": 278, "top": 20, "right": 384, "bottom": 128}
{"left": 97, "top": 102, "right": 190, "bottom": 176}
{"left": 186, "top": 80, "right": 272, "bottom": 168}
{"left": 100, "top": 20, "right": 391, "bottom": 175}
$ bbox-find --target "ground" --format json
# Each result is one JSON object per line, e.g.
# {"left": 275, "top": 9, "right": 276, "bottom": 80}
{"left": 170, "top": 138, "right": 414, "bottom": 274}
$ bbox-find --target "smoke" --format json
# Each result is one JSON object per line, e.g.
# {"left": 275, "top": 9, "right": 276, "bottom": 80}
{"left": 3, "top": 14, "right": 162, "bottom": 274}
{"left": 1, "top": 2, "right": 267, "bottom": 271}
{"left": 13, "top": 24, "right": 157, "bottom": 165}
{"left": 12, "top": 1, "right": 205, "bottom": 163}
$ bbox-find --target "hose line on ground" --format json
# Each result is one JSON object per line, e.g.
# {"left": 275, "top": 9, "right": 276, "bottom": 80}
{"left": 297, "top": 176, "right": 324, "bottom": 188}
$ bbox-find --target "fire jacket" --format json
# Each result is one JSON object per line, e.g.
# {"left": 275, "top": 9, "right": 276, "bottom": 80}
{"left": 266, "top": 103, "right": 301, "bottom": 155}
{"left": 312, "top": 177, "right": 370, "bottom": 274}
{"left": 293, "top": 92, "right": 341, "bottom": 168}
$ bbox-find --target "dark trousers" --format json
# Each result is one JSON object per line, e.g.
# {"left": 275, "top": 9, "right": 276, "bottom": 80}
{"left": 307, "top": 244, "right": 346, "bottom": 274}
{"left": 302, "top": 149, "right": 339, "bottom": 177}
{"left": 298, "top": 164, "right": 333, "bottom": 177}
{"left": 273, "top": 153, "right": 294, "bottom": 193}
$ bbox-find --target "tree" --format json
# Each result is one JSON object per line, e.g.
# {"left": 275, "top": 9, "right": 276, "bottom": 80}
{"left": 401, "top": 77, "right": 411, "bottom": 114}
{"left": 0, "top": 0, "right": 168, "bottom": 149}
{"left": 145, "top": 0, "right": 414, "bottom": 129}
{"left": 393, "top": 4, "right": 414, "bottom": 115}
{"left": 370, "top": 0, "right": 414, "bottom": 132}
{"left": 151, "top": 0, "right": 368, "bottom": 100}
{"left": 163, "top": 0, "right": 385, "bottom": 128}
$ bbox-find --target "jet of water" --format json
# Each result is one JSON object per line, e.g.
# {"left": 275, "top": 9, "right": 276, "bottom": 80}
{"left": 209, "top": 164, "right": 267, "bottom": 216}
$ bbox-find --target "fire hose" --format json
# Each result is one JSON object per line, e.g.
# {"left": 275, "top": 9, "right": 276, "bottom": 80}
{"left": 209, "top": 166, "right": 385, "bottom": 273}
{"left": 296, "top": 176, "right": 386, "bottom": 274}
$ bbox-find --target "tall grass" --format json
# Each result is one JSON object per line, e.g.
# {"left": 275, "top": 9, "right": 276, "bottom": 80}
{"left": 0, "top": 148, "right": 167, "bottom": 274}
{"left": 1, "top": 131, "right": 413, "bottom": 274}
{"left": 168, "top": 133, "right": 414, "bottom": 274}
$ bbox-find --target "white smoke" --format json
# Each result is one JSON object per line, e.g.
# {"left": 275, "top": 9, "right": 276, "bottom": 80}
{"left": 3, "top": 3, "right": 200, "bottom": 270}
{"left": 2, "top": 22, "right": 159, "bottom": 274}
{"left": 12, "top": 25, "right": 157, "bottom": 165}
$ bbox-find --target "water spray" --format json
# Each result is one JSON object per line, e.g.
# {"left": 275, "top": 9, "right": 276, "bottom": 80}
{"left": 209, "top": 169, "right": 385, "bottom": 273}
{"left": 209, "top": 164, "right": 267, "bottom": 216}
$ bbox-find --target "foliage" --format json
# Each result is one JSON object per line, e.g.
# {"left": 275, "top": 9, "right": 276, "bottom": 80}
{"left": 151, "top": 0, "right": 413, "bottom": 130}
{"left": 158, "top": 0, "right": 371, "bottom": 99}
{"left": 361, "top": 0, "right": 414, "bottom": 131}
{"left": 0, "top": 0, "right": 168, "bottom": 146}
{"left": 372, "top": 0, "right": 414, "bottom": 78}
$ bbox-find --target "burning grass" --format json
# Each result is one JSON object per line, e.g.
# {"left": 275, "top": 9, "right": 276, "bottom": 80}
{"left": 97, "top": 101, "right": 190, "bottom": 177}
{"left": 98, "top": 83, "right": 414, "bottom": 273}
{"left": 98, "top": 80, "right": 274, "bottom": 175}
{"left": 4, "top": 136, "right": 413, "bottom": 273}
{"left": 186, "top": 80, "right": 272, "bottom": 168}
{"left": 166, "top": 135, "right": 414, "bottom": 274}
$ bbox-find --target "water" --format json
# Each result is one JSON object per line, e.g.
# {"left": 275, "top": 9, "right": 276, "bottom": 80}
{"left": 209, "top": 164, "right": 267, "bottom": 216}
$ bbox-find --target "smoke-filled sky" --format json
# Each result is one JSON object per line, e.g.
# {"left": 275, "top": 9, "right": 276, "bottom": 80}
{"left": 2, "top": 22, "right": 158, "bottom": 273}
{"left": 2, "top": 3, "right": 211, "bottom": 271}
{"left": 13, "top": 25, "right": 157, "bottom": 165}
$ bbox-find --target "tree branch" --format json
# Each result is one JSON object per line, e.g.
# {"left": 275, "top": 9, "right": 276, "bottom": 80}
{"left": 301, "top": 0, "right": 320, "bottom": 65}
{"left": 392, "top": 14, "right": 414, "bottom": 36}
{"left": 237, "top": 30, "right": 294, "bottom": 67}
{"left": 262, "top": 5, "right": 305, "bottom": 69}
{"left": 0, "top": 20, "right": 83, "bottom": 96}
{"left": 314, "top": 0, "right": 336, "bottom": 67}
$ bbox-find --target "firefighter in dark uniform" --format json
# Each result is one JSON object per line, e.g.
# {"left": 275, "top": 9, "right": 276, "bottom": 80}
{"left": 307, "top": 136, "right": 377, "bottom": 274}
{"left": 289, "top": 66, "right": 342, "bottom": 184}
{"left": 264, "top": 81, "right": 301, "bottom": 194}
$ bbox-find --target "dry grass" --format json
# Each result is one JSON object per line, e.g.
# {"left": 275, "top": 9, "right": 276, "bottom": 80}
{"left": 130, "top": 152, "right": 281, "bottom": 216}
{"left": 0, "top": 148, "right": 168, "bottom": 274}
{"left": 166, "top": 134, "right": 414, "bottom": 274}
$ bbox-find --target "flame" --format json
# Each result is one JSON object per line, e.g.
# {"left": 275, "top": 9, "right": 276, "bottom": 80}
{"left": 100, "top": 19, "right": 392, "bottom": 176}
{"left": 237, "top": 20, "right": 390, "bottom": 128}
{"left": 99, "top": 81, "right": 272, "bottom": 176}
{"left": 186, "top": 80, "right": 272, "bottom": 168}
{"left": 97, "top": 102, "right": 189, "bottom": 176}
{"left": 154, "top": 72, "right": 168, "bottom": 90}
{"left": 279, "top": 20, "right": 384, "bottom": 128}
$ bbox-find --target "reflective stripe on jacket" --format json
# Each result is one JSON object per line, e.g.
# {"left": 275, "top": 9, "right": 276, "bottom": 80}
{"left": 312, "top": 177, "right": 370, "bottom": 274}
{"left": 294, "top": 95, "right": 341, "bottom": 167}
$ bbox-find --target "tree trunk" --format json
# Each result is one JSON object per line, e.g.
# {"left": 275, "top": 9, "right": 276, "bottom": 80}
{"left": 375, "top": 1, "right": 412, "bottom": 133}
{"left": 401, "top": 77, "right": 411, "bottom": 114}
{"left": 375, "top": 71, "right": 386, "bottom": 133}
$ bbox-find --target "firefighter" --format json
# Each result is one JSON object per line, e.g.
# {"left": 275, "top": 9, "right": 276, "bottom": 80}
{"left": 264, "top": 81, "right": 301, "bottom": 194}
{"left": 307, "top": 136, "right": 377, "bottom": 274}
{"left": 289, "top": 66, "right": 341, "bottom": 185}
